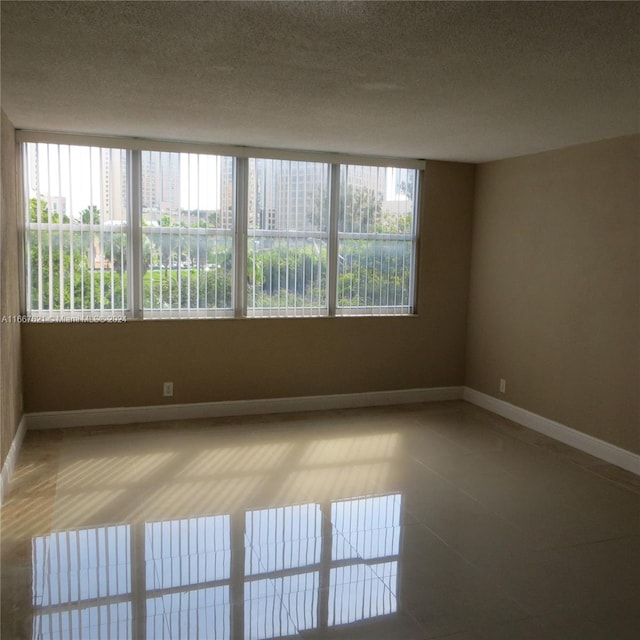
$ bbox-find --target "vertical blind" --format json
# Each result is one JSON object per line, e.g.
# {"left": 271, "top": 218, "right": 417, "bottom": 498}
{"left": 338, "top": 165, "right": 417, "bottom": 315}
{"left": 140, "top": 151, "right": 235, "bottom": 318}
{"left": 247, "top": 159, "right": 330, "bottom": 317}
{"left": 23, "top": 139, "right": 420, "bottom": 319}
{"left": 24, "top": 143, "right": 129, "bottom": 317}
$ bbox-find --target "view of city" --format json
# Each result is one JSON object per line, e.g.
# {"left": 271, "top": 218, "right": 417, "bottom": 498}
{"left": 25, "top": 143, "right": 417, "bottom": 317}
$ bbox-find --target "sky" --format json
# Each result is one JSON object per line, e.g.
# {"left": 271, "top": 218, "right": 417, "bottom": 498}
{"left": 26, "top": 143, "right": 409, "bottom": 220}
{"left": 27, "top": 144, "right": 222, "bottom": 217}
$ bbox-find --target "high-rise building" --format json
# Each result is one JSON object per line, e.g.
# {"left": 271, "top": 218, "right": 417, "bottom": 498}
{"left": 101, "top": 148, "right": 128, "bottom": 223}
{"left": 102, "top": 149, "right": 181, "bottom": 224}
{"left": 141, "top": 151, "right": 181, "bottom": 218}
{"left": 49, "top": 196, "right": 67, "bottom": 218}
{"left": 220, "top": 156, "right": 234, "bottom": 229}
{"left": 251, "top": 159, "right": 328, "bottom": 232}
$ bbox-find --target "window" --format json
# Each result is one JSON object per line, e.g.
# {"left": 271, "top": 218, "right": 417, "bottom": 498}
{"left": 22, "top": 135, "right": 422, "bottom": 319}
{"left": 140, "top": 151, "right": 234, "bottom": 318}
{"left": 338, "top": 165, "right": 417, "bottom": 315}
{"left": 24, "top": 143, "right": 129, "bottom": 317}
{"left": 247, "top": 159, "right": 330, "bottom": 317}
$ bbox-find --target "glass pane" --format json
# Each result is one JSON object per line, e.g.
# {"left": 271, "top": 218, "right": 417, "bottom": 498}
{"left": 142, "top": 233, "right": 232, "bottom": 313}
{"left": 141, "top": 152, "right": 234, "bottom": 316}
{"left": 24, "top": 143, "right": 129, "bottom": 315}
{"left": 337, "top": 239, "right": 413, "bottom": 312}
{"left": 338, "top": 165, "right": 415, "bottom": 234}
{"left": 337, "top": 165, "right": 417, "bottom": 315}
{"left": 247, "top": 158, "right": 329, "bottom": 316}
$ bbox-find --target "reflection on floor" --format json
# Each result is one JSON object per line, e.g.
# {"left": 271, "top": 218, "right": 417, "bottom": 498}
{"left": 1, "top": 401, "right": 639, "bottom": 639}
{"left": 32, "top": 495, "right": 400, "bottom": 639}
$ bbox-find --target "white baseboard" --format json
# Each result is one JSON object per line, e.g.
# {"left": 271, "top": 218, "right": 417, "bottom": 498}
{"left": 26, "top": 386, "right": 465, "bottom": 431}
{"left": 0, "top": 414, "right": 27, "bottom": 506}
{"left": 18, "top": 387, "right": 640, "bottom": 478}
{"left": 463, "top": 387, "right": 640, "bottom": 476}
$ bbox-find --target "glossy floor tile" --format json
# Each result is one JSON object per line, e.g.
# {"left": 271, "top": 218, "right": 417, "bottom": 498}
{"left": 1, "top": 401, "right": 639, "bottom": 639}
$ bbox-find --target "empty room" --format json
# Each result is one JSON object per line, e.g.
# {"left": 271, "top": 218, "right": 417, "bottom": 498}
{"left": 1, "top": 2, "right": 638, "bottom": 639}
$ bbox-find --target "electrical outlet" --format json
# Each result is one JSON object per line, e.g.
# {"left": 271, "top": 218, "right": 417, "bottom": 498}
{"left": 163, "top": 382, "right": 174, "bottom": 397}
{"left": 499, "top": 378, "right": 506, "bottom": 394}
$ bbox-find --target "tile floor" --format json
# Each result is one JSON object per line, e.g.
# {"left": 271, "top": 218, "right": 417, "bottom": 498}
{"left": 1, "top": 400, "right": 639, "bottom": 639}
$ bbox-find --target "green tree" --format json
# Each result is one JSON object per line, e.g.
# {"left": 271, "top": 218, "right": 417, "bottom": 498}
{"left": 143, "top": 266, "right": 232, "bottom": 310}
{"left": 29, "top": 198, "right": 49, "bottom": 222}
{"left": 339, "top": 186, "right": 382, "bottom": 233}
{"left": 29, "top": 198, "right": 69, "bottom": 224}
{"left": 104, "top": 232, "right": 128, "bottom": 272}
{"left": 374, "top": 212, "right": 413, "bottom": 234}
{"left": 337, "top": 239, "right": 411, "bottom": 308}
{"left": 398, "top": 178, "right": 414, "bottom": 201}
{"left": 28, "top": 202, "right": 127, "bottom": 311}
{"left": 248, "top": 241, "right": 326, "bottom": 309}
{"left": 79, "top": 205, "right": 100, "bottom": 224}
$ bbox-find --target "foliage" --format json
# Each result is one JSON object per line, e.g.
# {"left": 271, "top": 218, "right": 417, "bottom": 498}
{"left": 256, "top": 245, "right": 324, "bottom": 293}
{"left": 29, "top": 229, "right": 126, "bottom": 311}
{"left": 104, "top": 233, "right": 127, "bottom": 271}
{"left": 80, "top": 205, "right": 100, "bottom": 224}
{"left": 29, "top": 198, "right": 69, "bottom": 224}
{"left": 339, "top": 186, "right": 382, "bottom": 233}
{"left": 30, "top": 202, "right": 412, "bottom": 313}
{"left": 374, "top": 213, "right": 413, "bottom": 234}
{"left": 28, "top": 203, "right": 126, "bottom": 311}
{"left": 143, "top": 267, "right": 232, "bottom": 310}
{"left": 337, "top": 239, "right": 412, "bottom": 307}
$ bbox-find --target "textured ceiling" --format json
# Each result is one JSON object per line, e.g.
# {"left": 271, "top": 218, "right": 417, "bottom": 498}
{"left": 1, "top": 1, "right": 638, "bottom": 162}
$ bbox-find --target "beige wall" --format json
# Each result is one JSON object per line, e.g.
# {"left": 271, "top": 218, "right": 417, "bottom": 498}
{"left": 1, "top": 111, "right": 23, "bottom": 467}
{"left": 466, "top": 135, "right": 640, "bottom": 453}
{"left": 22, "top": 162, "right": 476, "bottom": 412}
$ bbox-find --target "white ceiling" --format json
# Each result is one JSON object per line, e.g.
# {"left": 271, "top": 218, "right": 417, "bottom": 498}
{"left": 1, "top": 1, "right": 638, "bottom": 162}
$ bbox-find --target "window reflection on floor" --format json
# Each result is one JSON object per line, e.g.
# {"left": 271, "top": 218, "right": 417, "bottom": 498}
{"left": 245, "top": 575, "right": 318, "bottom": 639}
{"left": 32, "top": 494, "right": 402, "bottom": 639}
{"left": 149, "top": 586, "right": 231, "bottom": 640}
{"left": 245, "top": 504, "right": 322, "bottom": 575}
{"left": 146, "top": 515, "right": 232, "bottom": 639}
{"left": 329, "top": 494, "right": 401, "bottom": 625}
{"left": 146, "top": 515, "right": 232, "bottom": 588}
{"left": 329, "top": 563, "right": 398, "bottom": 626}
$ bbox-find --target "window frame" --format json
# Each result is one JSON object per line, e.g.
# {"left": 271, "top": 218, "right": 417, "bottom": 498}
{"left": 137, "top": 150, "right": 237, "bottom": 320}
{"left": 245, "top": 157, "right": 332, "bottom": 318}
{"left": 18, "top": 131, "right": 424, "bottom": 320}
{"left": 22, "top": 142, "right": 132, "bottom": 318}
{"left": 336, "top": 163, "right": 420, "bottom": 316}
